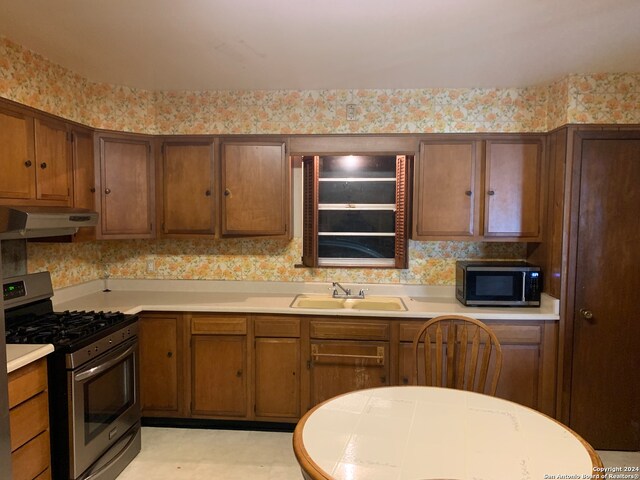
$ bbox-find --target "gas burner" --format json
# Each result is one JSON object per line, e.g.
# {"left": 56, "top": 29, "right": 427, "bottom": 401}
{"left": 5, "top": 309, "right": 132, "bottom": 349}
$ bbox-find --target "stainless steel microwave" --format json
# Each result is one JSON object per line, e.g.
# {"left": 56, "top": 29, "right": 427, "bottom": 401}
{"left": 456, "top": 261, "right": 542, "bottom": 307}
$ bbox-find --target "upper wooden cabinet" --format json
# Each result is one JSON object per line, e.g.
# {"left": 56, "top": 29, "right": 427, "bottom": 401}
{"left": 484, "top": 138, "right": 544, "bottom": 240}
{"left": 34, "top": 118, "right": 72, "bottom": 203}
{"left": 71, "top": 129, "right": 97, "bottom": 241}
{"left": 413, "top": 140, "right": 482, "bottom": 238}
{"left": 0, "top": 108, "right": 72, "bottom": 206}
{"left": 96, "top": 133, "right": 155, "bottom": 238}
{"left": 413, "top": 136, "right": 545, "bottom": 241}
{"left": 159, "top": 141, "right": 215, "bottom": 237}
{"left": 220, "top": 142, "right": 290, "bottom": 238}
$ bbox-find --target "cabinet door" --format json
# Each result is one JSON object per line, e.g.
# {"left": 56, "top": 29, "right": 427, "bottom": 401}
{"left": 192, "top": 335, "right": 247, "bottom": 416}
{"left": 161, "top": 142, "right": 215, "bottom": 236}
{"left": 221, "top": 142, "right": 289, "bottom": 237}
{"left": 97, "top": 135, "right": 155, "bottom": 238}
{"left": 0, "top": 109, "right": 35, "bottom": 200}
{"left": 34, "top": 118, "right": 71, "bottom": 203}
{"left": 397, "top": 321, "right": 556, "bottom": 416}
{"left": 413, "top": 141, "right": 481, "bottom": 239}
{"left": 484, "top": 139, "right": 543, "bottom": 239}
{"left": 255, "top": 338, "right": 300, "bottom": 419}
{"left": 309, "top": 341, "right": 389, "bottom": 407}
{"left": 71, "top": 130, "right": 96, "bottom": 241}
{"left": 139, "top": 314, "right": 183, "bottom": 416}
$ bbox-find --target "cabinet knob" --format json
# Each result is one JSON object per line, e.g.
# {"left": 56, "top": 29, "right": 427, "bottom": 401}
{"left": 40, "top": 162, "right": 47, "bottom": 169}
{"left": 236, "top": 369, "right": 243, "bottom": 377}
{"left": 24, "top": 160, "right": 32, "bottom": 168}
{"left": 105, "top": 188, "right": 111, "bottom": 194}
{"left": 465, "top": 190, "right": 472, "bottom": 196}
{"left": 402, "top": 377, "right": 409, "bottom": 385}
{"left": 167, "top": 351, "right": 173, "bottom": 358}
{"left": 488, "top": 190, "right": 495, "bottom": 196}
{"left": 90, "top": 187, "right": 96, "bottom": 193}
{"left": 224, "top": 189, "right": 231, "bottom": 197}
{"left": 579, "top": 308, "right": 594, "bottom": 320}
{"left": 205, "top": 189, "right": 211, "bottom": 197}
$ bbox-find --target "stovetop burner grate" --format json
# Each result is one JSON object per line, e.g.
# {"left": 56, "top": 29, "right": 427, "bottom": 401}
{"left": 5, "top": 310, "right": 128, "bottom": 347}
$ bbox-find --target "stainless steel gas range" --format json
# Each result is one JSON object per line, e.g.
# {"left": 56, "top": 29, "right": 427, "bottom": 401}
{"left": 3, "top": 272, "right": 141, "bottom": 480}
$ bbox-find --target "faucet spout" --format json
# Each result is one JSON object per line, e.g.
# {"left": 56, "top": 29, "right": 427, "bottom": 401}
{"left": 332, "top": 282, "right": 351, "bottom": 297}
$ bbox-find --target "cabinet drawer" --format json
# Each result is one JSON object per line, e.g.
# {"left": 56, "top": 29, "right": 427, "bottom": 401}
{"left": 10, "top": 391, "right": 49, "bottom": 452}
{"left": 254, "top": 316, "right": 300, "bottom": 338}
{"left": 399, "top": 321, "right": 542, "bottom": 344}
{"left": 310, "top": 320, "right": 389, "bottom": 340}
{"left": 191, "top": 315, "right": 247, "bottom": 335}
{"left": 11, "top": 430, "right": 50, "bottom": 480}
{"left": 8, "top": 359, "right": 48, "bottom": 409}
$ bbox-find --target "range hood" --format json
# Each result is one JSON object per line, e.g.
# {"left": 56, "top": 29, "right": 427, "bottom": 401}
{"left": 0, "top": 206, "right": 98, "bottom": 240}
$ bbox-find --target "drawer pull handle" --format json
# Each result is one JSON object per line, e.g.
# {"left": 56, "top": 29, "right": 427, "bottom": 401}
{"left": 311, "top": 345, "right": 385, "bottom": 365}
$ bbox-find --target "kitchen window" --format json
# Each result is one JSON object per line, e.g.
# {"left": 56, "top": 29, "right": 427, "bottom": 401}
{"left": 301, "top": 154, "right": 410, "bottom": 268}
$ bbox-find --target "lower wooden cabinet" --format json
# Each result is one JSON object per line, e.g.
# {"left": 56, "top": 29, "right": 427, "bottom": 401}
{"left": 397, "top": 319, "right": 558, "bottom": 416}
{"left": 8, "top": 358, "right": 52, "bottom": 480}
{"left": 191, "top": 314, "right": 248, "bottom": 417}
{"left": 137, "top": 312, "right": 558, "bottom": 423}
{"left": 308, "top": 319, "right": 391, "bottom": 408}
{"left": 139, "top": 313, "right": 186, "bottom": 417}
{"left": 254, "top": 315, "right": 301, "bottom": 420}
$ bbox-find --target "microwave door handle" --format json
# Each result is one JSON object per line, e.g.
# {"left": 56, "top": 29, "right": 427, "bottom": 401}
{"left": 522, "top": 272, "right": 527, "bottom": 302}
{"left": 74, "top": 342, "right": 136, "bottom": 382}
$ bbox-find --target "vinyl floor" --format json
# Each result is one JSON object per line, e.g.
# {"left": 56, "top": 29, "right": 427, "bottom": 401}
{"left": 116, "top": 427, "right": 640, "bottom": 479}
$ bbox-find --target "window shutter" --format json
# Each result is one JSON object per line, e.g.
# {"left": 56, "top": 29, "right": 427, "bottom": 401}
{"left": 394, "top": 155, "right": 410, "bottom": 269}
{"left": 302, "top": 156, "right": 318, "bottom": 267}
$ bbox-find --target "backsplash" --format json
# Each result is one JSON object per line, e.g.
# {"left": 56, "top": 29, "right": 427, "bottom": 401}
{"left": 27, "top": 239, "right": 525, "bottom": 290}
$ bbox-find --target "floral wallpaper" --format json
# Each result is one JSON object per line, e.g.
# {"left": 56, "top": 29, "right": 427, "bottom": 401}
{"left": 27, "top": 239, "right": 526, "bottom": 290}
{"left": 1, "top": 36, "right": 637, "bottom": 289}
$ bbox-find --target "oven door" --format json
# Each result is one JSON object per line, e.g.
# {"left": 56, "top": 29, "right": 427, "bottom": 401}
{"left": 69, "top": 337, "right": 140, "bottom": 478}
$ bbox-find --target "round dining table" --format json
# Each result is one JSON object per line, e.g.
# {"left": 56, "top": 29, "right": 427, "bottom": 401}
{"left": 293, "top": 386, "right": 603, "bottom": 480}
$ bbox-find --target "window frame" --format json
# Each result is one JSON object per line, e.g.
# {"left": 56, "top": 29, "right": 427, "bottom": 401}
{"left": 302, "top": 154, "right": 411, "bottom": 268}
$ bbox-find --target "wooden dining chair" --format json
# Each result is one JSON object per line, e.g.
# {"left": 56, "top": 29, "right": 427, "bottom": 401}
{"left": 412, "top": 315, "right": 503, "bottom": 396}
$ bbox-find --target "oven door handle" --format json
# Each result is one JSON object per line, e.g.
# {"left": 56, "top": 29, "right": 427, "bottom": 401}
{"left": 74, "top": 341, "right": 136, "bottom": 382}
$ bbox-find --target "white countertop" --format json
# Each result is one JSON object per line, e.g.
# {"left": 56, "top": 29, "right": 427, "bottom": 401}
{"left": 295, "top": 386, "right": 599, "bottom": 480}
{"left": 51, "top": 279, "right": 560, "bottom": 321}
{"left": 6, "top": 344, "right": 54, "bottom": 373}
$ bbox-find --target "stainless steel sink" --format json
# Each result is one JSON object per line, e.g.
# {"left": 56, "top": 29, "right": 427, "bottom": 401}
{"left": 290, "top": 295, "right": 407, "bottom": 311}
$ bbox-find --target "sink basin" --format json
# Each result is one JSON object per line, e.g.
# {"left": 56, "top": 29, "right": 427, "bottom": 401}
{"left": 291, "top": 297, "right": 346, "bottom": 309}
{"left": 348, "top": 298, "right": 406, "bottom": 311}
{"left": 290, "top": 295, "right": 407, "bottom": 311}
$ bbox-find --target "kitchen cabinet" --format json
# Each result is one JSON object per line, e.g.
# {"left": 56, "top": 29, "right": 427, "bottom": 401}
{"left": 220, "top": 142, "right": 290, "bottom": 238}
{"left": 396, "top": 319, "right": 557, "bottom": 416}
{"left": 139, "top": 313, "right": 187, "bottom": 417}
{"left": 484, "top": 138, "right": 544, "bottom": 240}
{"left": 159, "top": 140, "right": 215, "bottom": 237}
{"left": 95, "top": 133, "right": 155, "bottom": 238}
{"left": 308, "top": 319, "right": 390, "bottom": 408}
{"left": 8, "top": 358, "right": 51, "bottom": 480}
{"left": 0, "top": 107, "right": 72, "bottom": 206}
{"left": 412, "top": 136, "right": 545, "bottom": 241}
{"left": 71, "top": 128, "right": 97, "bottom": 241}
{"left": 190, "top": 314, "right": 248, "bottom": 417}
{"left": 413, "top": 140, "right": 482, "bottom": 239}
{"left": 253, "top": 315, "right": 301, "bottom": 419}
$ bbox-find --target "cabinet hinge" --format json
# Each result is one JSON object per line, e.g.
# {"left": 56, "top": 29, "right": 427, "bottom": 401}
{"left": 67, "top": 132, "right": 73, "bottom": 142}
{"left": 306, "top": 360, "right": 311, "bottom": 369}
{"left": 162, "top": 222, "right": 165, "bottom": 232}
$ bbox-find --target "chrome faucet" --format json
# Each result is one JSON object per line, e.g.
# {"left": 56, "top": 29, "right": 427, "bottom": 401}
{"left": 332, "top": 282, "right": 351, "bottom": 298}
{"left": 331, "top": 282, "right": 367, "bottom": 299}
